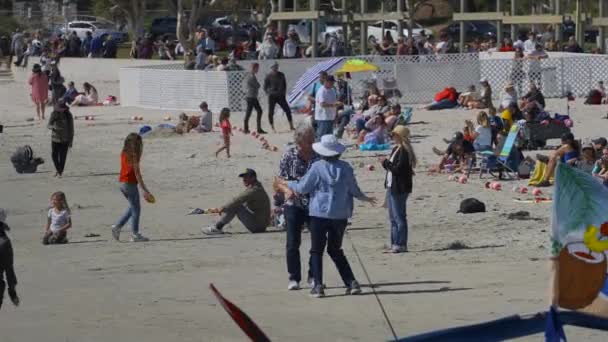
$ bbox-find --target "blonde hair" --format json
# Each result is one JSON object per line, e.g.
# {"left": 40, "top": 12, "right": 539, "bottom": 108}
{"left": 122, "top": 133, "right": 143, "bottom": 164}
{"left": 477, "top": 111, "right": 489, "bottom": 128}
{"left": 51, "top": 191, "right": 70, "bottom": 212}
{"left": 392, "top": 126, "right": 417, "bottom": 169}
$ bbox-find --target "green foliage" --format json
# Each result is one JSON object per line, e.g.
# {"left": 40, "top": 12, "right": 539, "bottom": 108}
{"left": 0, "top": 16, "right": 22, "bottom": 36}
{"left": 92, "top": 0, "right": 113, "bottom": 18}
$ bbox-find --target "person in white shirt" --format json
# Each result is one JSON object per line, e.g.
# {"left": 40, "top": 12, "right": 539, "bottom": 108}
{"left": 523, "top": 32, "right": 537, "bottom": 53}
{"left": 196, "top": 101, "right": 213, "bottom": 132}
{"left": 282, "top": 30, "right": 298, "bottom": 58}
{"left": 314, "top": 75, "right": 338, "bottom": 140}
{"left": 466, "top": 111, "right": 492, "bottom": 152}
{"left": 259, "top": 34, "right": 279, "bottom": 60}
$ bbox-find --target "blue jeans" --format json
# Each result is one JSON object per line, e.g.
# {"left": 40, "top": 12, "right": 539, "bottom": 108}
{"left": 428, "top": 99, "right": 457, "bottom": 110}
{"left": 116, "top": 183, "right": 141, "bottom": 234}
{"left": 335, "top": 108, "right": 354, "bottom": 139}
{"left": 387, "top": 190, "right": 409, "bottom": 248}
{"left": 355, "top": 117, "right": 367, "bottom": 132}
{"left": 309, "top": 217, "right": 356, "bottom": 287}
{"left": 315, "top": 120, "right": 334, "bottom": 140}
{"left": 284, "top": 205, "right": 312, "bottom": 282}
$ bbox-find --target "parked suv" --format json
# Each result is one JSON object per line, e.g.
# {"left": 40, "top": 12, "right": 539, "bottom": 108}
{"left": 61, "top": 21, "right": 128, "bottom": 42}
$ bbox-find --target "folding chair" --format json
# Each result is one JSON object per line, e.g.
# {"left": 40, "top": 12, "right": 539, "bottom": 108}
{"left": 468, "top": 125, "right": 521, "bottom": 180}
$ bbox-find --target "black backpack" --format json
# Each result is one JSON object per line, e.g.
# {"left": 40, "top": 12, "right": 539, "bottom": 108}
{"left": 10, "top": 145, "right": 44, "bottom": 174}
{"left": 457, "top": 198, "right": 486, "bottom": 214}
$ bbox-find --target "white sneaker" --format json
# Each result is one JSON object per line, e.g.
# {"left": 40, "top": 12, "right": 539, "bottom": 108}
{"left": 287, "top": 280, "right": 300, "bottom": 291}
{"left": 130, "top": 233, "right": 149, "bottom": 242}
{"left": 111, "top": 225, "right": 121, "bottom": 241}
{"left": 202, "top": 226, "right": 224, "bottom": 235}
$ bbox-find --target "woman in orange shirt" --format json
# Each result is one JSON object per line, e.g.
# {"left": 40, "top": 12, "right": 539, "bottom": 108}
{"left": 112, "top": 133, "right": 154, "bottom": 242}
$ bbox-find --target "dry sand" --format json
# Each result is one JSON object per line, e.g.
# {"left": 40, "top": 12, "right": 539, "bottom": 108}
{"left": 1, "top": 65, "right": 607, "bottom": 341}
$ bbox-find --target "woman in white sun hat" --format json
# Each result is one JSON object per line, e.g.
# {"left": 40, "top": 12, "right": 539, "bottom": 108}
{"left": 275, "top": 134, "right": 376, "bottom": 298}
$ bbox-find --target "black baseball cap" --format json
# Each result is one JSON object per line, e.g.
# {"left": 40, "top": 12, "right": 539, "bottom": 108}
{"left": 452, "top": 132, "right": 464, "bottom": 142}
{"left": 238, "top": 168, "right": 257, "bottom": 178}
{"left": 593, "top": 137, "right": 607, "bottom": 146}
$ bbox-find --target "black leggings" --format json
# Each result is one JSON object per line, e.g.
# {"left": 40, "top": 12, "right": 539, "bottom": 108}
{"left": 268, "top": 95, "right": 293, "bottom": 127}
{"left": 244, "top": 98, "right": 263, "bottom": 131}
{"left": 51, "top": 142, "right": 69, "bottom": 175}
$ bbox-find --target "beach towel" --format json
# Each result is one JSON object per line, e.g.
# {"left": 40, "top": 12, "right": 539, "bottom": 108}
{"left": 359, "top": 143, "right": 391, "bottom": 151}
{"left": 528, "top": 160, "right": 554, "bottom": 186}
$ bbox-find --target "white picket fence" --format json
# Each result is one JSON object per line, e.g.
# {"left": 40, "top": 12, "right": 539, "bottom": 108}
{"left": 120, "top": 52, "right": 608, "bottom": 112}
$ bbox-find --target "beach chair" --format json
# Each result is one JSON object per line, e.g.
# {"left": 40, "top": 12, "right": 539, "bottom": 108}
{"left": 468, "top": 125, "right": 520, "bottom": 180}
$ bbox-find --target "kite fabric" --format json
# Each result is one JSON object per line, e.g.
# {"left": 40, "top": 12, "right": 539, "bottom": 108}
{"left": 336, "top": 58, "right": 379, "bottom": 73}
{"left": 287, "top": 57, "right": 344, "bottom": 107}
{"left": 209, "top": 283, "right": 271, "bottom": 342}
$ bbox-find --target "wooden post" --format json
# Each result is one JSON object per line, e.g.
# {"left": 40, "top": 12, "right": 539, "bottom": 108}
{"left": 555, "top": 0, "right": 562, "bottom": 42}
{"left": 397, "top": 0, "right": 403, "bottom": 36}
{"left": 496, "top": 0, "right": 503, "bottom": 45}
{"left": 278, "top": 0, "right": 285, "bottom": 35}
{"left": 511, "top": 0, "right": 517, "bottom": 40}
{"left": 311, "top": 0, "right": 319, "bottom": 57}
{"left": 360, "top": 0, "right": 367, "bottom": 54}
{"left": 600, "top": 0, "right": 606, "bottom": 52}
{"left": 459, "top": 0, "right": 465, "bottom": 52}
{"left": 575, "top": 0, "right": 582, "bottom": 44}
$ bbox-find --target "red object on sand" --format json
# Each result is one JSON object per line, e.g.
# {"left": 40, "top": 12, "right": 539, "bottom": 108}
{"left": 532, "top": 188, "right": 543, "bottom": 196}
{"left": 209, "top": 284, "right": 270, "bottom": 342}
{"left": 367, "top": 164, "right": 375, "bottom": 171}
{"left": 600, "top": 222, "right": 608, "bottom": 236}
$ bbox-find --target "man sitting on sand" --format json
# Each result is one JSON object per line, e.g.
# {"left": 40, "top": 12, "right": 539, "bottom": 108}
{"left": 202, "top": 169, "right": 271, "bottom": 235}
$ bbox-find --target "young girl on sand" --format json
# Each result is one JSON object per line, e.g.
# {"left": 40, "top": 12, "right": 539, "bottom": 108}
{"left": 112, "top": 133, "right": 153, "bottom": 242}
{"left": 215, "top": 108, "right": 233, "bottom": 158}
{"left": 43, "top": 192, "right": 71, "bottom": 245}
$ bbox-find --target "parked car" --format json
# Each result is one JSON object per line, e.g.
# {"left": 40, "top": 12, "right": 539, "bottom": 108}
{"left": 60, "top": 21, "right": 128, "bottom": 42}
{"left": 288, "top": 20, "right": 343, "bottom": 44}
{"left": 446, "top": 21, "right": 499, "bottom": 41}
{"left": 367, "top": 20, "right": 432, "bottom": 42}
{"left": 150, "top": 16, "right": 178, "bottom": 39}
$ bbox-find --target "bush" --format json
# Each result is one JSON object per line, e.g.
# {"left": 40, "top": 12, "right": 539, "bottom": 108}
{"left": 0, "top": 16, "right": 21, "bottom": 36}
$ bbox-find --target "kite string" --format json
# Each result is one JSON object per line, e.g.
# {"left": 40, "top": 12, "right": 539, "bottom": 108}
{"left": 346, "top": 232, "right": 399, "bottom": 341}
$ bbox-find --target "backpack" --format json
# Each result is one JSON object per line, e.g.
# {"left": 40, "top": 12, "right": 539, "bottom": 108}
{"left": 10, "top": 145, "right": 44, "bottom": 174}
{"left": 457, "top": 198, "right": 486, "bottom": 214}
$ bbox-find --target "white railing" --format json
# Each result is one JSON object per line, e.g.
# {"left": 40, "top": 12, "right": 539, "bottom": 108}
{"left": 119, "top": 53, "right": 607, "bottom": 112}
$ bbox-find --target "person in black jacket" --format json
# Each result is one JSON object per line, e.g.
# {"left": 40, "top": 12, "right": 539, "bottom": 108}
{"left": 263, "top": 62, "right": 294, "bottom": 132}
{"left": 0, "top": 209, "right": 20, "bottom": 310}
{"left": 47, "top": 99, "right": 74, "bottom": 178}
{"left": 381, "top": 125, "right": 417, "bottom": 253}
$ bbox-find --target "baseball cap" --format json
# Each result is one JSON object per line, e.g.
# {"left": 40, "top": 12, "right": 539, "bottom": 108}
{"left": 326, "top": 75, "right": 335, "bottom": 82}
{"left": 593, "top": 137, "right": 607, "bottom": 146}
{"left": 238, "top": 168, "right": 257, "bottom": 178}
{"left": 452, "top": 131, "right": 464, "bottom": 142}
{"left": 271, "top": 62, "right": 279, "bottom": 69}
{"left": 479, "top": 77, "right": 488, "bottom": 83}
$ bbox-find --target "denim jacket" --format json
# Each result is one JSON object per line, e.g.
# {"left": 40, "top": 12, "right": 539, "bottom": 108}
{"left": 288, "top": 159, "right": 364, "bottom": 220}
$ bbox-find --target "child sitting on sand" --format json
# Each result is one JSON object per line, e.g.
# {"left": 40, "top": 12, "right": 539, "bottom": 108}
{"left": 43, "top": 191, "right": 71, "bottom": 245}
{"left": 194, "top": 101, "right": 213, "bottom": 133}
{"left": 215, "top": 108, "right": 233, "bottom": 158}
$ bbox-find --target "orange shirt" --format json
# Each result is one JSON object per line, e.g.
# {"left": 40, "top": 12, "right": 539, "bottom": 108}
{"left": 119, "top": 152, "right": 137, "bottom": 184}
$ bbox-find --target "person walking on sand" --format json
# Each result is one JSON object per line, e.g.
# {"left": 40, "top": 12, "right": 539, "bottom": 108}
{"left": 381, "top": 126, "right": 416, "bottom": 253}
{"left": 112, "top": 133, "right": 154, "bottom": 242}
{"left": 264, "top": 62, "right": 295, "bottom": 132}
{"left": 276, "top": 123, "right": 317, "bottom": 290}
{"left": 275, "top": 135, "right": 377, "bottom": 297}
{"left": 28, "top": 63, "right": 48, "bottom": 120}
{"left": 215, "top": 108, "right": 233, "bottom": 158}
{"left": 0, "top": 209, "right": 20, "bottom": 310}
{"left": 202, "top": 169, "right": 271, "bottom": 235}
{"left": 47, "top": 99, "right": 74, "bottom": 178}
{"left": 244, "top": 63, "right": 266, "bottom": 134}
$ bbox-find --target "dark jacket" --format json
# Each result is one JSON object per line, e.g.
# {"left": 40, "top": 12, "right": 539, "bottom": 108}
{"left": 0, "top": 222, "right": 18, "bottom": 290}
{"left": 263, "top": 71, "right": 287, "bottom": 97}
{"left": 48, "top": 110, "right": 74, "bottom": 145}
{"left": 382, "top": 146, "right": 413, "bottom": 194}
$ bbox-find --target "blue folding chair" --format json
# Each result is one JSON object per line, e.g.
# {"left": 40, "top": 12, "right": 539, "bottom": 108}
{"left": 468, "top": 125, "right": 521, "bottom": 180}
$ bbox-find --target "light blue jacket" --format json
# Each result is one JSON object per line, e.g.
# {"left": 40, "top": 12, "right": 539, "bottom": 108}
{"left": 288, "top": 159, "right": 365, "bottom": 220}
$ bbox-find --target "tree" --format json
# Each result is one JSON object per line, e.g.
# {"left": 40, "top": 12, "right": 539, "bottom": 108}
{"left": 106, "top": 0, "right": 147, "bottom": 39}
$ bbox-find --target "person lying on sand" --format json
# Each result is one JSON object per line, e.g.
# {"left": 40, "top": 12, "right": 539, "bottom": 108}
{"left": 202, "top": 169, "right": 271, "bottom": 235}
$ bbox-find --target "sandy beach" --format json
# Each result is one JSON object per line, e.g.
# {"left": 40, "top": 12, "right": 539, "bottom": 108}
{"left": 1, "top": 63, "right": 607, "bottom": 341}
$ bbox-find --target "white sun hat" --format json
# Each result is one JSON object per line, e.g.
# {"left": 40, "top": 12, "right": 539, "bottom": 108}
{"left": 313, "top": 134, "right": 346, "bottom": 157}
